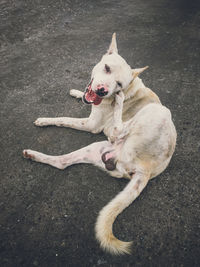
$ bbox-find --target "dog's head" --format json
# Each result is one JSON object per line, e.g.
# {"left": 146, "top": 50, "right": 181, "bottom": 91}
{"left": 83, "top": 33, "right": 148, "bottom": 105}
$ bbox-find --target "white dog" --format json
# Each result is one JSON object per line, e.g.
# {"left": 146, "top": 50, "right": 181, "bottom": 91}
{"left": 23, "top": 33, "right": 177, "bottom": 255}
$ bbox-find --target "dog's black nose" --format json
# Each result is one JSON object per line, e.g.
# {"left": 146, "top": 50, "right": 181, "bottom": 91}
{"left": 96, "top": 87, "right": 108, "bottom": 97}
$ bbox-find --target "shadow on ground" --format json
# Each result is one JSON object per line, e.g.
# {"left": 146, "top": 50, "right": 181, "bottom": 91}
{"left": 0, "top": 0, "right": 200, "bottom": 266}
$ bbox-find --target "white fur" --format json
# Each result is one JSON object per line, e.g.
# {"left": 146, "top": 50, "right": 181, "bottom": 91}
{"left": 69, "top": 89, "right": 84, "bottom": 99}
{"left": 23, "top": 34, "right": 177, "bottom": 255}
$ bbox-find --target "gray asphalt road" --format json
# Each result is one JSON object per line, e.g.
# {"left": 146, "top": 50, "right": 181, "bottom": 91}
{"left": 0, "top": 0, "right": 199, "bottom": 266}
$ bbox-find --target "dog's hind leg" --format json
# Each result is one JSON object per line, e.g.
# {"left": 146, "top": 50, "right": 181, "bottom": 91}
{"left": 23, "top": 141, "right": 113, "bottom": 170}
{"left": 69, "top": 89, "right": 84, "bottom": 99}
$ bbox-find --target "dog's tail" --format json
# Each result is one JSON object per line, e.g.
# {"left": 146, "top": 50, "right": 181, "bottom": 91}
{"left": 95, "top": 172, "right": 149, "bottom": 255}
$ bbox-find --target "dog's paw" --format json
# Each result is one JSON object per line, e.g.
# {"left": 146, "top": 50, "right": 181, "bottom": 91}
{"left": 70, "top": 89, "right": 84, "bottom": 99}
{"left": 23, "top": 149, "right": 35, "bottom": 160}
{"left": 34, "top": 118, "right": 48, "bottom": 126}
{"left": 115, "top": 91, "right": 125, "bottom": 104}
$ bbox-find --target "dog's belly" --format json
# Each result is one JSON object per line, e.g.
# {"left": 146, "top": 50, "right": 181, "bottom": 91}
{"left": 102, "top": 97, "right": 159, "bottom": 138}
{"left": 116, "top": 103, "right": 177, "bottom": 176}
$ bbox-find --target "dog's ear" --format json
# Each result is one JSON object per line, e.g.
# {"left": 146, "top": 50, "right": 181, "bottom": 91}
{"left": 132, "top": 66, "right": 149, "bottom": 79}
{"left": 107, "top": 33, "right": 118, "bottom": 54}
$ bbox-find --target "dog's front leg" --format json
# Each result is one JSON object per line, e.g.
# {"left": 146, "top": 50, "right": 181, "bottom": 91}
{"left": 34, "top": 111, "right": 103, "bottom": 134}
{"left": 109, "top": 91, "right": 125, "bottom": 142}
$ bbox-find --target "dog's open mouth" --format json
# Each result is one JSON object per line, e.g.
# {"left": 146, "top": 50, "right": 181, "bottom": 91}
{"left": 83, "top": 80, "right": 103, "bottom": 105}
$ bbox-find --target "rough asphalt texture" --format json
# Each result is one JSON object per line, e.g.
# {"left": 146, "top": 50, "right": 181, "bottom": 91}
{"left": 0, "top": 0, "right": 200, "bottom": 266}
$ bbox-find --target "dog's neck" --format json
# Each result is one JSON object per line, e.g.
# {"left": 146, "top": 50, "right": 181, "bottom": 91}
{"left": 124, "top": 77, "right": 146, "bottom": 100}
{"left": 100, "top": 77, "right": 147, "bottom": 105}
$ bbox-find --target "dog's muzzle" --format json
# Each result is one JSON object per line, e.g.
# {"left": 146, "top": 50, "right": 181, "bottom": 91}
{"left": 82, "top": 79, "right": 104, "bottom": 105}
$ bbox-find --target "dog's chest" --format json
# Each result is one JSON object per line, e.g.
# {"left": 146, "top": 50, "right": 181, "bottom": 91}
{"left": 102, "top": 100, "right": 137, "bottom": 137}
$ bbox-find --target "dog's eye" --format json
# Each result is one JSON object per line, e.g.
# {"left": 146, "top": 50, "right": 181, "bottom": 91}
{"left": 117, "top": 81, "right": 122, "bottom": 88}
{"left": 105, "top": 64, "right": 111, "bottom": 73}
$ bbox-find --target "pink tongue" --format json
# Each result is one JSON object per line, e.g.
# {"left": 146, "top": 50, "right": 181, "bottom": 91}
{"left": 85, "top": 90, "right": 102, "bottom": 105}
{"left": 93, "top": 95, "right": 102, "bottom": 105}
